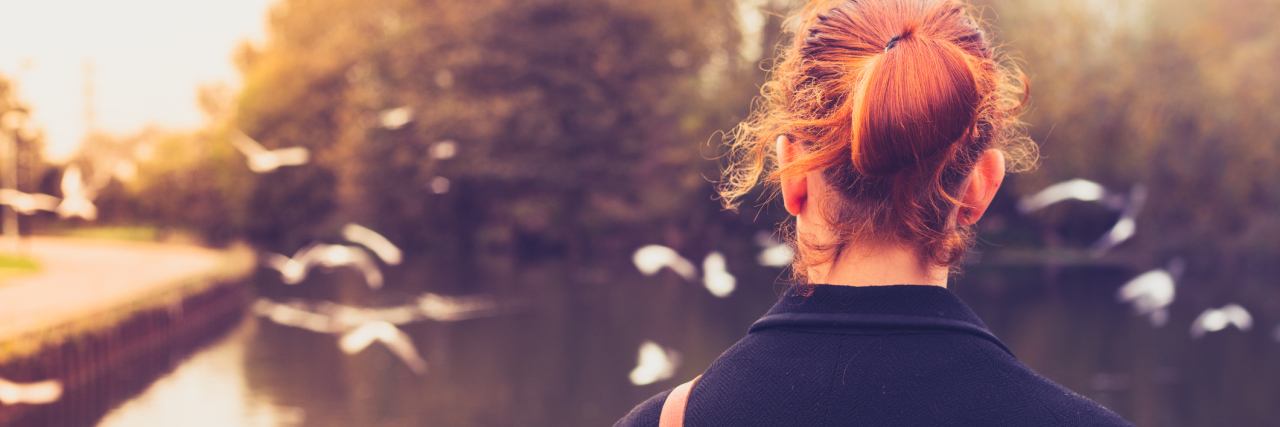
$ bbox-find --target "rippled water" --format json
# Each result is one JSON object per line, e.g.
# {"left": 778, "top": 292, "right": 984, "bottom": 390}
{"left": 94, "top": 254, "right": 1280, "bottom": 427}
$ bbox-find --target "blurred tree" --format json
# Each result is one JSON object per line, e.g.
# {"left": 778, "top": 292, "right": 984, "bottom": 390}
{"left": 234, "top": 0, "right": 766, "bottom": 259}
{"left": 977, "top": 0, "right": 1280, "bottom": 282}
{"left": 0, "top": 74, "right": 52, "bottom": 235}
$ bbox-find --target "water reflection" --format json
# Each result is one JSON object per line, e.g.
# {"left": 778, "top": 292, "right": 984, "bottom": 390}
{"left": 93, "top": 253, "right": 1280, "bottom": 427}
{"left": 97, "top": 320, "right": 305, "bottom": 427}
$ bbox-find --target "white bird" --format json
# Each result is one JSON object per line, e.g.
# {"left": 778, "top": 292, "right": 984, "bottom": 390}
{"left": 1017, "top": 178, "right": 1126, "bottom": 214}
{"left": 1190, "top": 303, "right": 1253, "bottom": 339}
{"left": 261, "top": 243, "right": 384, "bottom": 289}
{"left": 1091, "top": 184, "right": 1146, "bottom": 255}
{"left": 379, "top": 107, "right": 413, "bottom": 130}
{"left": 339, "top": 321, "right": 428, "bottom": 374}
{"left": 633, "top": 245, "right": 698, "bottom": 282}
{"left": 1116, "top": 258, "right": 1183, "bottom": 327}
{"left": 0, "top": 189, "right": 60, "bottom": 215}
{"left": 342, "top": 223, "right": 402, "bottom": 265}
{"left": 755, "top": 231, "right": 794, "bottom": 267}
{"left": 229, "top": 130, "right": 310, "bottom": 173}
{"left": 0, "top": 376, "right": 62, "bottom": 405}
{"left": 253, "top": 292, "right": 509, "bottom": 375}
{"left": 56, "top": 165, "right": 98, "bottom": 220}
{"left": 702, "top": 251, "right": 736, "bottom": 298}
{"left": 430, "top": 140, "right": 457, "bottom": 160}
{"left": 629, "top": 340, "right": 680, "bottom": 386}
{"left": 252, "top": 300, "right": 429, "bottom": 374}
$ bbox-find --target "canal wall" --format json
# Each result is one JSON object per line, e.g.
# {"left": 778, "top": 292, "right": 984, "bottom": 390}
{"left": 0, "top": 237, "right": 255, "bottom": 426}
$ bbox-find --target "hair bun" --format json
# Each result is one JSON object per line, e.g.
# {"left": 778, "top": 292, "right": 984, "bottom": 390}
{"left": 851, "top": 34, "right": 980, "bottom": 176}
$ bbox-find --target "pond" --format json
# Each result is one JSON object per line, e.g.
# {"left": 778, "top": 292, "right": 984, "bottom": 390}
{"left": 92, "top": 249, "right": 1279, "bottom": 427}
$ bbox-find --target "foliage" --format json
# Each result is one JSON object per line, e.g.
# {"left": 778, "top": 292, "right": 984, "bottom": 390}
{"left": 976, "top": 0, "right": 1280, "bottom": 280}
{"left": 232, "top": 0, "right": 764, "bottom": 257}
{"left": 0, "top": 73, "right": 50, "bottom": 235}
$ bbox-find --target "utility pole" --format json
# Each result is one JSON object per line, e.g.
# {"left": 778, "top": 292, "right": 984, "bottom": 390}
{"left": 0, "top": 110, "right": 19, "bottom": 252}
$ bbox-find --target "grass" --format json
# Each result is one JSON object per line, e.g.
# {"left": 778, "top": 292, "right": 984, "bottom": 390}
{"left": 0, "top": 252, "right": 40, "bottom": 280}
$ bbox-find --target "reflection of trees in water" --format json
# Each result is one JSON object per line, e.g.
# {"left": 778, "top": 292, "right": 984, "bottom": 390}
{"left": 241, "top": 248, "right": 781, "bottom": 426}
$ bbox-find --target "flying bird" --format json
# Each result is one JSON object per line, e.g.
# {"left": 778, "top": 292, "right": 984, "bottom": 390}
{"left": 1116, "top": 258, "right": 1184, "bottom": 327}
{"left": 755, "top": 231, "right": 794, "bottom": 267}
{"left": 379, "top": 107, "right": 413, "bottom": 130}
{"left": 229, "top": 130, "right": 310, "bottom": 173}
{"left": 430, "top": 140, "right": 457, "bottom": 160}
{"left": 253, "top": 292, "right": 510, "bottom": 375}
{"left": 702, "top": 251, "right": 736, "bottom": 298}
{"left": 0, "top": 376, "right": 62, "bottom": 405}
{"left": 1190, "top": 304, "right": 1252, "bottom": 339}
{"left": 1091, "top": 184, "right": 1147, "bottom": 255}
{"left": 342, "top": 223, "right": 402, "bottom": 265}
{"left": 633, "top": 245, "right": 697, "bottom": 282}
{"left": 1019, "top": 179, "right": 1147, "bottom": 255}
{"left": 1017, "top": 179, "right": 1126, "bottom": 214}
{"left": 0, "top": 189, "right": 60, "bottom": 215}
{"left": 629, "top": 340, "right": 680, "bottom": 386}
{"left": 56, "top": 165, "right": 99, "bottom": 220}
{"left": 253, "top": 300, "right": 428, "bottom": 374}
{"left": 262, "top": 243, "right": 384, "bottom": 289}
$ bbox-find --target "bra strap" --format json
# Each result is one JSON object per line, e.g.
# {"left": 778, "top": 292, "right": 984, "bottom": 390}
{"left": 658, "top": 375, "right": 700, "bottom": 427}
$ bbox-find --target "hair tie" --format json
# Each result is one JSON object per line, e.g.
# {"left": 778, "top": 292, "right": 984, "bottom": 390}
{"left": 884, "top": 35, "right": 902, "bottom": 52}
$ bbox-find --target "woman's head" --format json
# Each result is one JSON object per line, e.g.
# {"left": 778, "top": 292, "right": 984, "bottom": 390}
{"left": 720, "top": 0, "right": 1035, "bottom": 283}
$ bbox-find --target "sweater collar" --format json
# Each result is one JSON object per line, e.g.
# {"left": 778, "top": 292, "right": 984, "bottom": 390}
{"left": 750, "top": 284, "right": 1013, "bottom": 357}
{"left": 765, "top": 284, "right": 990, "bottom": 329}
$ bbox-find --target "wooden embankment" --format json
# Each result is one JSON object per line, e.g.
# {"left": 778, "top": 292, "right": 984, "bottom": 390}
{"left": 0, "top": 237, "right": 255, "bottom": 426}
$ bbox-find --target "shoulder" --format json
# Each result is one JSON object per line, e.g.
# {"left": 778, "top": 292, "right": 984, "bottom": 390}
{"left": 613, "top": 388, "right": 670, "bottom": 427}
{"left": 981, "top": 353, "right": 1133, "bottom": 426}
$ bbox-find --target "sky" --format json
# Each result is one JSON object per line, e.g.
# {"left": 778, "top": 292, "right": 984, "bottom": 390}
{"left": 0, "top": 0, "right": 275, "bottom": 162}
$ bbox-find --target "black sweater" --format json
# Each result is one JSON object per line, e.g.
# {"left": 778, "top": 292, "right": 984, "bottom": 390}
{"left": 616, "top": 284, "right": 1132, "bottom": 426}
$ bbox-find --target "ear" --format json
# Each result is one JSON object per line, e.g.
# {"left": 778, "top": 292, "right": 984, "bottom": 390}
{"left": 776, "top": 135, "right": 808, "bottom": 216}
{"left": 958, "top": 149, "right": 1006, "bottom": 226}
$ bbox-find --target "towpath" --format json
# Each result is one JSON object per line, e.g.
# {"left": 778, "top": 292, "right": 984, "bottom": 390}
{"left": 0, "top": 237, "right": 251, "bottom": 344}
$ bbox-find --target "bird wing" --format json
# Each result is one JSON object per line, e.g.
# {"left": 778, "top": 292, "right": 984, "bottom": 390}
{"left": 31, "top": 193, "right": 61, "bottom": 211}
{"left": 229, "top": 130, "right": 268, "bottom": 156}
{"left": 342, "top": 223, "right": 403, "bottom": 265}
{"left": 373, "top": 323, "right": 429, "bottom": 374}
{"left": 338, "top": 321, "right": 383, "bottom": 354}
{"left": 270, "top": 147, "right": 310, "bottom": 166}
{"left": 339, "top": 245, "right": 384, "bottom": 289}
{"left": 1222, "top": 304, "right": 1253, "bottom": 330}
{"left": 261, "top": 252, "right": 293, "bottom": 272}
{"left": 0, "top": 377, "right": 63, "bottom": 405}
{"left": 416, "top": 293, "right": 502, "bottom": 322}
{"left": 1018, "top": 179, "right": 1107, "bottom": 213}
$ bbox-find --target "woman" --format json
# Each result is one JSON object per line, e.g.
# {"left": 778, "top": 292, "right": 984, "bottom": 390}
{"left": 617, "top": 0, "right": 1132, "bottom": 425}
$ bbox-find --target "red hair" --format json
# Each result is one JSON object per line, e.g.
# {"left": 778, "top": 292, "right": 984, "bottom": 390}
{"left": 719, "top": 0, "right": 1035, "bottom": 281}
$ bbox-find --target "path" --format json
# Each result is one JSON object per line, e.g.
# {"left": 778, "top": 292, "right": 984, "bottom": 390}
{"left": 0, "top": 237, "right": 252, "bottom": 344}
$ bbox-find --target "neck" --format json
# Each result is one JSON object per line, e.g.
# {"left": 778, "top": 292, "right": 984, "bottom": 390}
{"left": 807, "top": 242, "right": 948, "bottom": 288}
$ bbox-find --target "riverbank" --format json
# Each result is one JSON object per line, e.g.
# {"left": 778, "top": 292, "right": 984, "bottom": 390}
{"left": 0, "top": 237, "right": 255, "bottom": 426}
{"left": 0, "top": 237, "right": 253, "bottom": 362}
